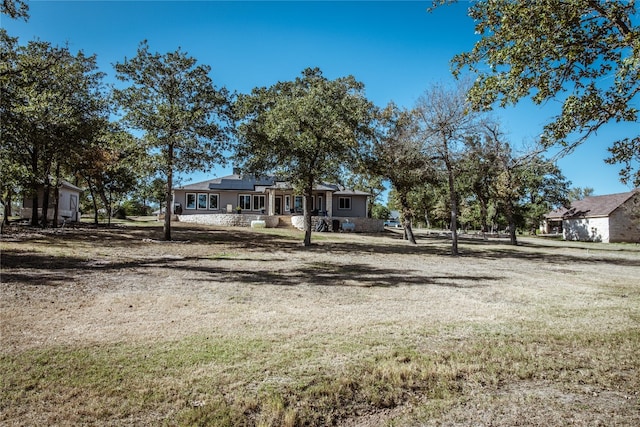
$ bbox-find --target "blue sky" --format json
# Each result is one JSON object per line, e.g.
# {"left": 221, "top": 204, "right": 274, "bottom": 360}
{"left": 3, "top": 0, "right": 636, "bottom": 197}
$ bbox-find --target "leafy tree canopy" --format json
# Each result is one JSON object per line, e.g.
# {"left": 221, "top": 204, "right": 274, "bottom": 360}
{"left": 1, "top": 31, "right": 107, "bottom": 226}
{"left": 113, "top": 41, "right": 233, "bottom": 240}
{"left": 235, "top": 67, "right": 376, "bottom": 246}
{"left": 1, "top": 0, "right": 28, "bottom": 20}
{"left": 436, "top": 0, "right": 640, "bottom": 186}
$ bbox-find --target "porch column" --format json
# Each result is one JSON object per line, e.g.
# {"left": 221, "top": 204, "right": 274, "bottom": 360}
{"left": 325, "top": 191, "right": 333, "bottom": 216}
{"left": 268, "top": 189, "right": 276, "bottom": 216}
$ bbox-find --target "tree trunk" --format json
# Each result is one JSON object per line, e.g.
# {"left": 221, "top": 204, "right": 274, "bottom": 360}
{"left": 2, "top": 190, "right": 12, "bottom": 226}
{"left": 52, "top": 182, "right": 60, "bottom": 228}
{"left": 97, "top": 187, "right": 110, "bottom": 226}
{"left": 41, "top": 177, "right": 50, "bottom": 228}
{"left": 399, "top": 192, "right": 416, "bottom": 244}
{"left": 0, "top": 191, "right": 10, "bottom": 234}
{"left": 163, "top": 144, "right": 174, "bottom": 241}
{"left": 479, "top": 196, "right": 488, "bottom": 240}
{"left": 449, "top": 187, "right": 459, "bottom": 256}
{"left": 303, "top": 182, "right": 313, "bottom": 247}
{"left": 30, "top": 147, "right": 39, "bottom": 226}
{"left": 479, "top": 197, "right": 488, "bottom": 233}
{"left": 89, "top": 183, "right": 99, "bottom": 225}
{"left": 506, "top": 203, "right": 518, "bottom": 245}
{"left": 163, "top": 175, "right": 172, "bottom": 241}
{"left": 30, "top": 191, "right": 39, "bottom": 226}
{"left": 52, "top": 164, "right": 61, "bottom": 228}
{"left": 445, "top": 163, "right": 459, "bottom": 256}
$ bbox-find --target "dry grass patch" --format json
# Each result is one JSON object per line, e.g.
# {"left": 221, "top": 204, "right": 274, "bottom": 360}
{"left": 1, "top": 222, "right": 639, "bottom": 426}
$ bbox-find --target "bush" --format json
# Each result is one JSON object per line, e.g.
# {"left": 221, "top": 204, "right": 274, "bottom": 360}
{"left": 120, "top": 200, "right": 150, "bottom": 217}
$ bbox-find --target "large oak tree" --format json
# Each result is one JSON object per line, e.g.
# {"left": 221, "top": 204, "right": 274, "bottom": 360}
{"left": 1, "top": 31, "right": 106, "bottom": 227}
{"left": 415, "top": 82, "right": 482, "bottom": 255}
{"left": 235, "top": 67, "right": 376, "bottom": 246}
{"left": 364, "top": 103, "right": 432, "bottom": 244}
{"left": 114, "top": 41, "right": 232, "bottom": 240}
{"left": 436, "top": 0, "right": 640, "bottom": 186}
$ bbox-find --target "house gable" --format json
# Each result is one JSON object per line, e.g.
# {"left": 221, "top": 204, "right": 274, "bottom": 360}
{"left": 544, "top": 189, "right": 639, "bottom": 243}
{"left": 546, "top": 190, "right": 638, "bottom": 220}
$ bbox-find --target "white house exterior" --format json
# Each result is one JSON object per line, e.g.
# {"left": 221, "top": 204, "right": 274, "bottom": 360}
{"left": 543, "top": 190, "right": 640, "bottom": 243}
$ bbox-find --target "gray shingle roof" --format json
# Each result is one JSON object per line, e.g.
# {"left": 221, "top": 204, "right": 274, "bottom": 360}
{"left": 546, "top": 189, "right": 639, "bottom": 219}
{"left": 174, "top": 175, "right": 371, "bottom": 195}
{"left": 208, "top": 174, "right": 274, "bottom": 191}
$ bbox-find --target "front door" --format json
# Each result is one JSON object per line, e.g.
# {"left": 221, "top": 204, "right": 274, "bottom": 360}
{"left": 274, "top": 196, "right": 282, "bottom": 215}
{"left": 69, "top": 194, "right": 78, "bottom": 221}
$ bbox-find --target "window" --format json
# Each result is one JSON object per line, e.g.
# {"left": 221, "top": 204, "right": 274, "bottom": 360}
{"left": 239, "top": 194, "right": 251, "bottom": 210}
{"left": 197, "top": 193, "right": 208, "bottom": 210}
{"left": 338, "top": 197, "right": 351, "bottom": 210}
{"left": 294, "top": 196, "right": 303, "bottom": 212}
{"left": 285, "top": 196, "right": 291, "bottom": 212}
{"left": 252, "top": 195, "right": 265, "bottom": 211}
{"left": 317, "top": 196, "right": 323, "bottom": 212}
{"left": 208, "top": 194, "right": 219, "bottom": 210}
{"left": 186, "top": 193, "right": 196, "bottom": 209}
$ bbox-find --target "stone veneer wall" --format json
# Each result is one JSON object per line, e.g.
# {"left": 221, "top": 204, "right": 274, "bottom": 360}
{"left": 290, "top": 215, "right": 384, "bottom": 233}
{"left": 177, "top": 214, "right": 279, "bottom": 228}
{"left": 177, "top": 214, "right": 384, "bottom": 233}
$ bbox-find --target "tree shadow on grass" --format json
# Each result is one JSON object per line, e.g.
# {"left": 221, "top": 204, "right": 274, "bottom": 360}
{"left": 454, "top": 238, "right": 640, "bottom": 267}
{"left": 3, "top": 224, "right": 639, "bottom": 284}
{"left": 188, "top": 261, "right": 497, "bottom": 289}
{"left": 1, "top": 248, "right": 497, "bottom": 289}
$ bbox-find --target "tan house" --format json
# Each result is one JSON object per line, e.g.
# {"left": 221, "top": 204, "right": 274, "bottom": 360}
{"left": 543, "top": 189, "right": 640, "bottom": 243}
{"left": 172, "top": 172, "right": 382, "bottom": 232}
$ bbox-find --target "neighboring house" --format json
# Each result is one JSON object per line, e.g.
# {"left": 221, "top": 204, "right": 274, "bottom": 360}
{"left": 172, "top": 171, "right": 382, "bottom": 232}
{"left": 21, "top": 180, "right": 82, "bottom": 223}
{"left": 542, "top": 189, "right": 640, "bottom": 243}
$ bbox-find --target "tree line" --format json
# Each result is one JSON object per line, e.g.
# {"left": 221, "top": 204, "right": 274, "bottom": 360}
{"left": 2, "top": 0, "right": 637, "bottom": 251}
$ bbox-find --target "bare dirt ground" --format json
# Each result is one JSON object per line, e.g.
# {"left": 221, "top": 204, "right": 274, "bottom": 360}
{"left": 1, "top": 221, "right": 639, "bottom": 426}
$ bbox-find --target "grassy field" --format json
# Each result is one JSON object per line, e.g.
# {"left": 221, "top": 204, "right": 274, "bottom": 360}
{"left": 1, "top": 221, "right": 639, "bottom": 426}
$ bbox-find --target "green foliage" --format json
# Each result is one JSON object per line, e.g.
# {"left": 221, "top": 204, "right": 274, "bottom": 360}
{"left": 363, "top": 103, "right": 433, "bottom": 243}
{"left": 120, "top": 199, "right": 150, "bottom": 216}
{"left": 113, "top": 41, "right": 233, "bottom": 240}
{"left": 344, "top": 172, "right": 386, "bottom": 218}
{"left": 370, "top": 203, "right": 390, "bottom": 220}
{"left": 235, "top": 67, "right": 377, "bottom": 246}
{"left": 1, "top": 0, "right": 29, "bottom": 20}
{"left": 414, "top": 81, "right": 484, "bottom": 253}
{"left": 606, "top": 137, "right": 640, "bottom": 186}
{"left": 74, "top": 122, "right": 143, "bottom": 224}
{"left": 441, "top": 0, "right": 640, "bottom": 186}
{"left": 568, "top": 186, "right": 595, "bottom": 202}
{"left": 1, "top": 30, "right": 107, "bottom": 226}
{"left": 381, "top": 112, "right": 570, "bottom": 238}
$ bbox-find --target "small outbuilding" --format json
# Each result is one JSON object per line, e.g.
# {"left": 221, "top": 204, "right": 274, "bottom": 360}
{"left": 21, "top": 180, "right": 82, "bottom": 224}
{"left": 542, "top": 189, "right": 640, "bottom": 243}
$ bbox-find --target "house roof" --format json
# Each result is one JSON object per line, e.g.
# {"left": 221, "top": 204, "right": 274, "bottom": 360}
{"left": 334, "top": 189, "right": 370, "bottom": 196}
{"left": 174, "top": 178, "right": 220, "bottom": 191}
{"left": 60, "top": 180, "right": 83, "bottom": 192}
{"left": 546, "top": 189, "right": 639, "bottom": 220}
{"left": 175, "top": 174, "right": 370, "bottom": 195}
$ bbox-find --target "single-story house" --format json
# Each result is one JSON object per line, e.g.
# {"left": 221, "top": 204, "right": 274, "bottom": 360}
{"left": 542, "top": 189, "right": 640, "bottom": 243}
{"left": 21, "top": 180, "right": 82, "bottom": 223}
{"left": 172, "top": 171, "right": 383, "bottom": 232}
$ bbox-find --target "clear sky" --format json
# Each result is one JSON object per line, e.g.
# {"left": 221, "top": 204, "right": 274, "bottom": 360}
{"left": 3, "top": 0, "right": 636, "bottom": 197}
